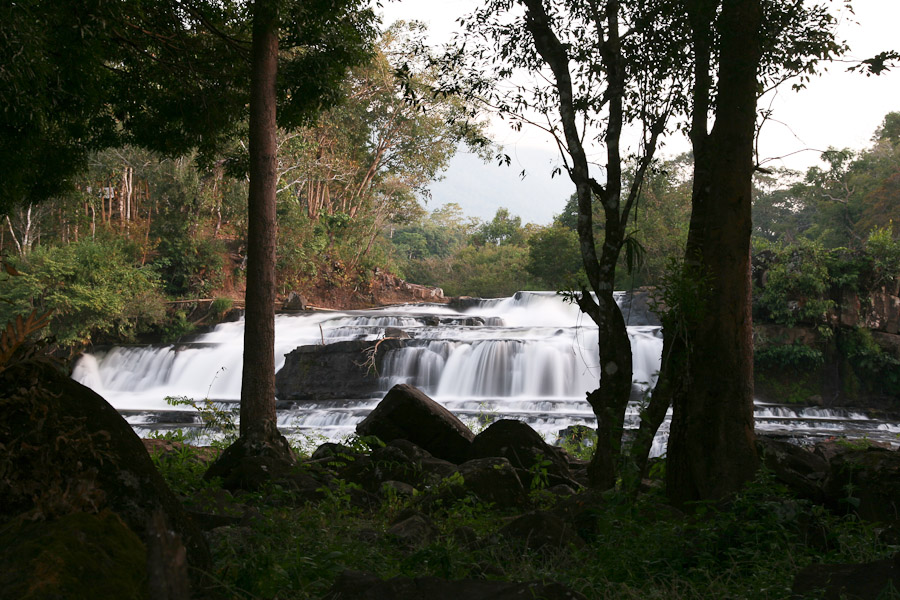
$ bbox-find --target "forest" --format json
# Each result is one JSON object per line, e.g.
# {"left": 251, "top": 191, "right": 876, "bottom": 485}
{"left": 2, "top": 0, "right": 900, "bottom": 598}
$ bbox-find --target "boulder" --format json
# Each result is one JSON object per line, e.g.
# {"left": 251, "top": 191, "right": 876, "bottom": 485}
{"left": 386, "top": 514, "right": 439, "bottom": 550}
{"left": 497, "top": 510, "right": 586, "bottom": 551}
{"left": 617, "top": 288, "right": 662, "bottom": 326}
{"left": 792, "top": 553, "right": 900, "bottom": 600}
{"left": 0, "top": 511, "right": 149, "bottom": 600}
{"left": 356, "top": 384, "right": 475, "bottom": 463}
{"left": 756, "top": 436, "right": 828, "bottom": 502}
{"left": 282, "top": 291, "right": 309, "bottom": 311}
{"left": 323, "top": 570, "right": 588, "bottom": 600}
{"left": 0, "top": 360, "right": 211, "bottom": 574}
{"left": 457, "top": 457, "right": 527, "bottom": 508}
{"left": 469, "top": 419, "right": 575, "bottom": 489}
{"left": 276, "top": 339, "right": 407, "bottom": 401}
{"left": 822, "top": 447, "right": 900, "bottom": 522}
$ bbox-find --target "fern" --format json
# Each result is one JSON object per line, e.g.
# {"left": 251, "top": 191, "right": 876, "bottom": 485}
{"left": 0, "top": 309, "right": 52, "bottom": 371}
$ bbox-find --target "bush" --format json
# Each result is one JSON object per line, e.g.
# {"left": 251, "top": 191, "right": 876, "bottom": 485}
{"left": 753, "top": 239, "right": 834, "bottom": 326}
{"left": 1, "top": 239, "right": 166, "bottom": 348}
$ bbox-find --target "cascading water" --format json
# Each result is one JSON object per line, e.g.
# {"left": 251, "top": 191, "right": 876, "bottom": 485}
{"left": 72, "top": 291, "right": 900, "bottom": 453}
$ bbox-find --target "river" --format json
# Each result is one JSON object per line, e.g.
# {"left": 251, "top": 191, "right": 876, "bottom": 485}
{"left": 72, "top": 291, "right": 900, "bottom": 454}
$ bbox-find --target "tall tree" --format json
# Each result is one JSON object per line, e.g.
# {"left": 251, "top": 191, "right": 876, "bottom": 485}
{"left": 664, "top": 0, "right": 762, "bottom": 504}
{"left": 659, "top": 0, "right": 847, "bottom": 504}
{"left": 454, "top": 0, "right": 685, "bottom": 488}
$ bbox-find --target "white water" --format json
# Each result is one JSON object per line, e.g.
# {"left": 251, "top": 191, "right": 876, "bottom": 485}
{"left": 72, "top": 291, "right": 900, "bottom": 452}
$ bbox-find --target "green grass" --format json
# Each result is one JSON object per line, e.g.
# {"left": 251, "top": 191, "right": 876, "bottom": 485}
{"left": 152, "top": 444, "right": 896, "bottom": 600}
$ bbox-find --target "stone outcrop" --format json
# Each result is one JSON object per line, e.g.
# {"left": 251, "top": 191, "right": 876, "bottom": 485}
{"left": 469, "top": 419, "right": 578, "bottom": 489}
{"left": 356, "top": 384, "right": 475, "bottom": 463}
{"left": 0, "top": 360, "right": 211, "bottom": 577}
{"left": 756, "top": 435, "right": 900, "bottom": 524}
{"left": 276, "top": 338, "right": 407, "bottom": 401}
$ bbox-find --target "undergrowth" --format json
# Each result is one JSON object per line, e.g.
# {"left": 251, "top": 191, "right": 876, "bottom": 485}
{"left": 148, "top": 443, "right": 897, "bottom": 600}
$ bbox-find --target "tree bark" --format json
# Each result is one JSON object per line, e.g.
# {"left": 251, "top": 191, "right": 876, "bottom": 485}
{"left": 240, "top": 0, "right": 281, "bottom": 445}
{"left": 665, "top": 0, "right": 761, "bottom": 505}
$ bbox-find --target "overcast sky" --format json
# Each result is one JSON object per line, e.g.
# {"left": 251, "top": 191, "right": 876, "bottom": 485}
{"left": 378, "top": 0, "right": 900, "bottom": 224}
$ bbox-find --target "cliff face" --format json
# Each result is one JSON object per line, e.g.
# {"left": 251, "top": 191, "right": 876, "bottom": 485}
{"left": 752, "top": 258, "right": 900, "bottom": 409}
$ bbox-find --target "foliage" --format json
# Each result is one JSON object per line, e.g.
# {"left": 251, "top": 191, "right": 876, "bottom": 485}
{"left": 755, "top": 343, "right": 825, "bottom": 371}
{"left": 0, "top": 238, "right": 166, "bottom": 348}
{"left": 145, "top": 440, "right": 894, "bottom": 600}
{"left": 753, "top": 238, "right": 834, "bottom": 327}
{"left": 838, "top": 328, "right": 900, "bottom": 397}
{"left": 526, "top": 225, "right": 584, "bottom": 289}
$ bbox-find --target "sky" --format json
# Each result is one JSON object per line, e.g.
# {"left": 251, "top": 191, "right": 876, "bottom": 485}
{"left": 378, "top": 0, "right": 900, "bottom": 225}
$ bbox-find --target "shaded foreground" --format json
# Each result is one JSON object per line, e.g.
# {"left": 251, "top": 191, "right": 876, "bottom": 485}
{"left": 1, "top": 365, "right": 899, "bottom": 599}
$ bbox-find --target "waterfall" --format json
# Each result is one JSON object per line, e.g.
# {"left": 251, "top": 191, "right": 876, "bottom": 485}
{"left": 72, "top": 291, "right": 900, "bottom": 451}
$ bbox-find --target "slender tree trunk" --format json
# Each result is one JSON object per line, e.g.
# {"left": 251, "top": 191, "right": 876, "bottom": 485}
{"left": 666, "top": 0, "right": 760, "bottom": 505}
{"left": 240, "top": 0, "right": 280, "bottom": 444}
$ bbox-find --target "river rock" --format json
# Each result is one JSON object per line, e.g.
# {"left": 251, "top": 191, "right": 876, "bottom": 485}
{"left": 617, "top": 288, "right": 662, "bottom": 326}
{"left": 356, "top": 384, "right": 475, "bottom": 463}
{"left": 276, "top": 339, "right": 407, "bottom": 401}
{"left": 323, "top": 570, "right": 588, "bottom": 600}
{"left": 282, "top": 291, "right": 309, "bottom": 311}
{"left": 469, "top": 419, "right": 575, "bottom": 489}
{"left": 0, "top": 360, "right": 211, "bottom": 575}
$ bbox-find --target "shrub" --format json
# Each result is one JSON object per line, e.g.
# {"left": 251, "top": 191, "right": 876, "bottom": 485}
{"left": 1, "top": 239, "right": 166, "bottom": 348}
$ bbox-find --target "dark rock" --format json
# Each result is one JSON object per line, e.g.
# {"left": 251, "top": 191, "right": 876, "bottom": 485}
{"left": 469, "top": 419, "right": 575, "bottom": 489}
{"left": 311, "top": 442, "right": 357, "bottom": 461}
{"left": 386, "top": 514, "right": 439, "bottom": 549}
{"left": 792, "top": 553, "right": 900, "bottom": 600}
{"left": 547, "top": 484, "right": 577, "bottom": 498}
{"left": 384, "top": 326, "right": 411, "bottom": 339}
{"left": 756, "top": 436, "right": 828, "bottom": 501}
{"left": 497, "top": 510, "right": 586, "bottom": 551}
{"left": 617, "top": 288, "right": 662, "bottom": 326}
{"left": 452, "top": 525, "right": 479, "bottom": 549}
{"left": 0, "top": 510, "right": 149, "bottom": 600}
{"left": 448, "top": 296, "right": 484, "bottom": 311}
{"left": 276, "top": 339, "right": 408, "bottom": 401}
{"left": 337, "top": 445, "right": 421, "bottom": 492}
{"left": 823, "top": 447, "right": 900, "bottom": 522}
{"left": 419, "top": 456, "right": 459, "bottom": 484}
{"left": 282, "top": 291, "right": 309, "bottom": 311}
{"left": 381, "top": 480, "right": 417, "bottom": 499}
{"left": 458, "top": 457, "right": 527, "bottom": 507}
{"left": 388, "top": 438, "right": 433, "bottom": 462}
{"left": 323, "top": 570, "right": 588, "bottom": 600}
{"left": 0, "top": 361, "right": 211, "bottom": 574}
{"left": 356, "top": 384, "right": 475, "bottom": 463}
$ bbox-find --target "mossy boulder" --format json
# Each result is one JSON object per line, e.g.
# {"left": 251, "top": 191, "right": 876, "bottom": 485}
{"left": 0, "top": 511, "right": 148, "bottom": 600}
{"left": 0, "top": 360, "right": 211, "bottom": 574}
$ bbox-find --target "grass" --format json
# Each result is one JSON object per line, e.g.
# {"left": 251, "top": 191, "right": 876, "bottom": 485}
{"left": 146, "top": 441, "right": 898, "bottom": 600}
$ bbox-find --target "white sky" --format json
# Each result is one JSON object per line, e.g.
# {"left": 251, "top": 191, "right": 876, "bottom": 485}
{"left": 379, "top": 0, "right": 900, "bottom": 224}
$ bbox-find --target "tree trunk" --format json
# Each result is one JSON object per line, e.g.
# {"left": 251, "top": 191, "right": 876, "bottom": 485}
{"left": 666, "top": 0, "right": 760, "bottom": 505}
{"left": 240, "top": 0, "right": 281, "bottom": 445}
